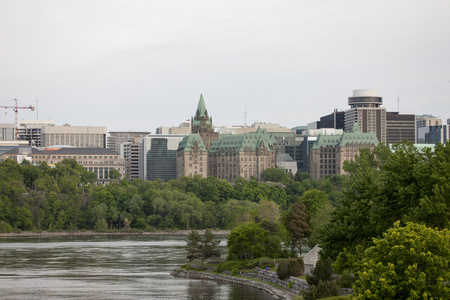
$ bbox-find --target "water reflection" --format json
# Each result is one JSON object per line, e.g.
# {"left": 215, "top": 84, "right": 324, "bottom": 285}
{"left": 0, "top": 235, "right": 278, "bottom": 299}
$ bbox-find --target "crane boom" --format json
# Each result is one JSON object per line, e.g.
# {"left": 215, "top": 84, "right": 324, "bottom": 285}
{"left": 0, "top": 99, "right": 35, "bottom": 140}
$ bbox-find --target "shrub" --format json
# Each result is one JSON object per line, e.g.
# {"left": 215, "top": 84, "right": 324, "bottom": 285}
{"left": 232, "top": 268, "right": 239, "bottom": 276}
{"left": 336, "top": 270, "right": 355, "bottom": 288}
{"left": 216, "top": 260, "right": 247, "bottom": 273}
{"left": 296, "top": 257, "right": 305, "bottom": 276}
{"left": 277, "top": 260, "right": 291, "bottom": 280}
{"left": 302, "top": 280, "right": 340, "bottom": 300}
{"left": 306, "top": 257, "right": 333, "bottom": 286}
{"left": 258, "top": 257, "right": 275, "bottom": 269}
{"left": 277, "top": 258, "right": 304, "bottom": 280}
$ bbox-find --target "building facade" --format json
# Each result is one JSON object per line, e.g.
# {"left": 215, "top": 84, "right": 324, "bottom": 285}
{"left": 18, "top": 120, "right": 56, "bottom": 147}
{"left": 309, "top": 123, "right": 379, "bottom": 180}
{"left": 1, "top": 146, "right": 125, "bottom": 180}
{"left": 107, "top": 131, "right": 150, "bottom": 154}
{"left": 41, "top": 125, "right": 107, "bottom": 148}
{"left": 177, "top": 95, "right": 278, "bottom": 182}
{"left": 140, "top": 134, "right": 186, "bottom": 181}
{"left": 344, "top": 89, "right": 386, "bottom": 143}
{"left": 319, "top": 110, "right": 345, "bottom": 129}
{"left": 386, "top": 112, "right": 416, "bottom": 144}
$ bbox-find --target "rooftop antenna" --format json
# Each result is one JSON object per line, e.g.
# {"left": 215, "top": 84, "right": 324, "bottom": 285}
{"left": 397, "top": 88, "right": 400, "bottom": 113}
{"left": 36, "top": 99, "right": 39, "bottom": 119}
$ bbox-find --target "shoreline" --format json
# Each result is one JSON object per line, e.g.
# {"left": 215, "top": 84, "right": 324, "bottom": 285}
{"left": 170, "top": 269, "right": 297, "bottom": 300}
{"left": 0, "top": 230, "right": 230, "bottom": 238}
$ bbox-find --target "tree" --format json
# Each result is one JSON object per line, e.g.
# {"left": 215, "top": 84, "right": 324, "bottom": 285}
{"left": 320, "top": 142, "right": 450, "bottom": 271}
{"left": 227, "top": 221, "right": 279, "bottom": 260}
{"left": 109, "top": 169, "right": 121, "bottom": 180}
{"left": 262, "top": 168, "right": 290, "bottom": 183}
{"left": 286, "top": 197, "right": 310, "bottom": 254}
{"left": 186, "top": 229, "right": 221, "bottom": 268}
{"left": 353, "top": 222, "right": 450, "bottom": 299}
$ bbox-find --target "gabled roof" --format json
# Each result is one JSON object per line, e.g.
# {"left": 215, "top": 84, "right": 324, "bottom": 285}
{"left": 192, "top": 94, "right": 212, "bottom": 126}
{"left": 209, "top": 127, "right": 277, "bottom": 154}
{"left": 311, "top": 122, "right": 379, "bottom": 149}
{"left": 178, "top": 133, "right": 208, "bottom": 152}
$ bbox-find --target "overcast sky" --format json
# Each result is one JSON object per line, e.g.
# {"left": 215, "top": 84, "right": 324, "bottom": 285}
{"left": 1, "top": 0, "right": 449, "bottom": 133}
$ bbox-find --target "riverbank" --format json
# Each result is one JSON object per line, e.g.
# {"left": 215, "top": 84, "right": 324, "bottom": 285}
{"left": 171, "top": 269, "right": 298, "bottom": 300}
{"left": 0, "top": 230, "right": 230, "bottom": 238}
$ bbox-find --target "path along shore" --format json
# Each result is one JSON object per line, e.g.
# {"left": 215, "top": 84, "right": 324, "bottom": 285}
{"left": 0, "top": 230, "right": 230, "bottom": 238}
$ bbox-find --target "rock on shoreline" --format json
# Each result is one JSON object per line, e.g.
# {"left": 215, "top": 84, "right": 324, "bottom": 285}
{"left": 170, "top": 269, "right": 297, "bottom": 300}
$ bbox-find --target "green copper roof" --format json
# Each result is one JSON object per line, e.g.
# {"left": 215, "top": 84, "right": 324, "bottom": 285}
{"left": 178, "top": 133, "right": 208, "bottom": 152}
{"left": 311, "top": 123, "right": 379, "bottom": 150}
{"left": 196, "top": 94, "right": 207, "bottom": 117}
{"left": 209, "top": 127, "right": 277, "bottom": 154}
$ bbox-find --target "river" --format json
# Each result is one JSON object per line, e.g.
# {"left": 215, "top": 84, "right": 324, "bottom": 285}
{"left": 0, "top": 235, "right": 279, "bottom": 299}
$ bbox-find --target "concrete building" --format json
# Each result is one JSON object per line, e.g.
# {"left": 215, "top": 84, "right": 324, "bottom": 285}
{"left": 216, "top": 122, "right": 292, "bottom": 135}
{"left": 0, "top": 123, "right": 15, "bottom": 141}
{"left": 155, "top": 122, "right": 191, "bottom": 135}
{"left": 120, "top": 136, "right": 145, "bottom": 180}
{"left": 345, "top": 89, "right": 386, "bottom": 143}
{"left": 140, "top": 134, "right": 186, "bottom": 181}
{"left": 41, "top": 125, "right": 107, "bottom": 148}
{"left": 309, "top": 123, "right": 379, "bottom": 180}
{"left": 177, "top": 95, "right": 277, "bottom": 182}
{"left": 386, "top": 112, "right": 416, "bottom": 144}
{"left": 416, "top": 114, "right": 442, "bottom": 143}
{"left": 18, "top": 119, "right": 56, "bottom": 147}
{"left": 0, "top": 140, "right": 29, "bottom": 160}
{"left": 107, "top": 131, "right": 150, "bottom": 154}
{"left": 1, "top": 146, "right": 125, "bottom": 180}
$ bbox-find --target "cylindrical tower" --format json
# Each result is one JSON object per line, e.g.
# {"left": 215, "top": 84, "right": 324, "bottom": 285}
{"left": 348, "top": 89, "right": 383, "bottom": 108}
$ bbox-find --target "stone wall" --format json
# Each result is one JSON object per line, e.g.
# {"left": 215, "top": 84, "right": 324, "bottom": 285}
{"left": 171, "top": 269, "right": 296, "bottom": 300}
{"left": 240, "top": 267, "right": 309, "bottom": 295}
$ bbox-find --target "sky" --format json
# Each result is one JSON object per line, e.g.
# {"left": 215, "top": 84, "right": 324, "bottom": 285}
{"left": 1, "top": 0, "right": 449, "bottom": 133}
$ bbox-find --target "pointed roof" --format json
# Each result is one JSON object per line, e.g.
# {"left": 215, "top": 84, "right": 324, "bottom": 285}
{"left": 196, "top": 94, "right": 207, "bottom": 117}
{"left": 351, "top": 122, "right": 362, "bottom": 133}
{"left": 177, "top": 133, "right": 208, "bottom": 152}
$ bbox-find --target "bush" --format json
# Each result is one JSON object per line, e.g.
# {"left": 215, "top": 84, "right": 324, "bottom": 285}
{"left": 336, "top": 270, "right": 355, "bottom": 288}
{"left": 216, "top": 260, "right": 247, "bottom": 273}
{"left": 258, "top": 257, "right": 275, "bottom": 269}
{"left": 302, "top": 280, "right": 340, "bottom": 300}
{"left": 306, "top": 257, "right": 333, "bottom": 286}
{"left": 296, "top": 257, "right": 305, "bottom": 276}
{"left": 277, "top": 258, "right": 304, "bottom": 280}
{"left": 232, "top": 268, "right": 239, "bottom": 276}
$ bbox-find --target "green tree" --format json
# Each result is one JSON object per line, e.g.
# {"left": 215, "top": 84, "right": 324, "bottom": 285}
{"left": 186, "top": 229, "right": 221, "bottom": 268}
{"left": 262, "top": 168, "right": 290, "bottom": 183}
{"left": 353, "top": 222, "right": 450, "bottom": 299}
{"left": 286, "top": 197, "right": 310, "bottom": 254}
{"left": 227, "top": 221, "right": 279, "bottom": 260}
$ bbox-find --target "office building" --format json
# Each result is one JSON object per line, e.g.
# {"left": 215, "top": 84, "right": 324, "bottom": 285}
{"left": 319, "top": 110, "right": 345, "bottom": 129}
{"left": 386, "top": 112, "right": 416, "bottom": 144}
{"left": 107, "top": 131, "right": 150, "bottom": 154}
{"left": 0, "top": 123, "right": 15, "bottom": 141}
{"left": 41, "top": 125, "right": 107, "bottom": 148}
{"left": 18, "top": 120, "right": 56, "bottom": 147}
{"left": 345, "top": 89, "right": 386, "bottom": 143}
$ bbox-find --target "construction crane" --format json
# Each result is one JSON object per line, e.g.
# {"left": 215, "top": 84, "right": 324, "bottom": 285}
{"left": 1, "top": 99, "right": 35, "bottom": 140}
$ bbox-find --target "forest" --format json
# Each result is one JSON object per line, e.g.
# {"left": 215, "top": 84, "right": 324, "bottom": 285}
{"left": 0, "top": 157, "right": 343, "bottom": 235}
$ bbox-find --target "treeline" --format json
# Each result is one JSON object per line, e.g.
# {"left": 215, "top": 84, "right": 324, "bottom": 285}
{"left": 0, "top": 158, "right": 344, "bottom": 233}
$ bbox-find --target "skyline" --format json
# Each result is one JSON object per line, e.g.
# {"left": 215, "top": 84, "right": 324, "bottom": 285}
{"left": 1, "top": 1, "right": 450, "bottom": 132}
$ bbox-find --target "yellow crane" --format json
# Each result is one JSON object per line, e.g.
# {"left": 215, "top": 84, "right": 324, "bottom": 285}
{"left": 1, "top": 99, "right": 35, "bottom": 140}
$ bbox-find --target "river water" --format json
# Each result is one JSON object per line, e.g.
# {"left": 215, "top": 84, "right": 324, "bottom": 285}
{"left": 0, "top": 235, "right": 278, "bottom": 299}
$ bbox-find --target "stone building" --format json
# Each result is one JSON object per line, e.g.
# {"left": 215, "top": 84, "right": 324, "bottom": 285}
{"left": 309, "top": 123, "right": 379, "bottom": 180}
{"left": 177, "top": 95, "right": 277, "bottom": 181}
{"left": 41, "top": 125, "right": 107, "bottom": 148}
{"left": 1, "top": 146, "right": 125, "bottom": 181}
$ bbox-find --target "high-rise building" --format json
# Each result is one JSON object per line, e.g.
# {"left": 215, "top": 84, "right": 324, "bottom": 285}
{"left": 344, "top": 89, "right": 386, "bottom": 143}
{"left": 107, "top": 131, "right": 150, "bottom": 154}
{"left": 121, "top": 136, "right": 145, "bottom": 180}
{"left": 319, "top": 110, "right": 345, "bottom": 129}
{"left": 41, "top": 125, "right": 107, "bottom": 148}
{"left": 416, "top": 114, "right": 442, "bottom": 143}
{"left": 386, "top": 112, "right": 416, "bottom": 144}
{"left": 140, "top": 134, "right": 186, "bottom": 181}
{"left": 418, "top": 124, "right": 450, "bottom": 145}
